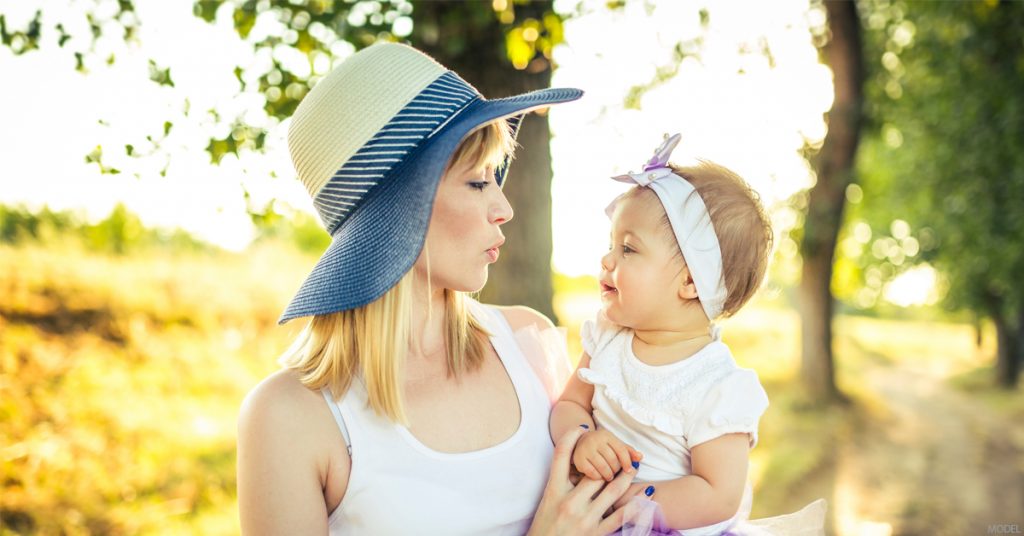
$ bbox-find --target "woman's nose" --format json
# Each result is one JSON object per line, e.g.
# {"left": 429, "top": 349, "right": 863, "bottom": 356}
{"left": 490, "top": 190, "right": 514, "bottom": 225}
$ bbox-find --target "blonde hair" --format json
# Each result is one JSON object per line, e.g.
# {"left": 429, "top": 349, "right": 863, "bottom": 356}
{"left": 626, "top": 161, "right": 773, "bottom": 319}
{"left": 447, "top": 119, "right": 517, "bottom": 174}
{"left": 279, "top": 119, "right": 517, "bottom": 424}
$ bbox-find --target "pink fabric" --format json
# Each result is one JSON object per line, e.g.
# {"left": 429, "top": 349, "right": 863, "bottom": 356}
{"left": 513, "top": 324, "right": 573, "bottom": 406}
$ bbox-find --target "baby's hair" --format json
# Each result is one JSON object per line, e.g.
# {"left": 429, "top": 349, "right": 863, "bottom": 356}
{"left": 625, "top": 161, "right": 773, "bottom": 319}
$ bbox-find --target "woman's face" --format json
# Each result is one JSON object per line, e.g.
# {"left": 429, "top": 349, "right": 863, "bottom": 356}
{"left": 414, "top": 160, "right": 513, "bottom": 292}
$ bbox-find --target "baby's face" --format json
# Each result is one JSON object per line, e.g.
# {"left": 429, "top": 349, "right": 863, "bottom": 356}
{"left": 599, "top": 191, "right": 687, "bottom": 330}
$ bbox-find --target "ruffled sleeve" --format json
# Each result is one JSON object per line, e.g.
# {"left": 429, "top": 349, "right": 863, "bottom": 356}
{"left": 580, "top": 313, "right": 622, "bottom": 361}
{"left": 686, "top": 369, "right": 769, "bottom": 449}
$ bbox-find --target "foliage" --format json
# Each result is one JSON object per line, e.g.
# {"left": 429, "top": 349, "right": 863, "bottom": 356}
{"left": 248, "top": 204, "right": 331, "bottom": 255}
{"left": 1, "top": 1, "right": 562, "bottom": 166}
{"left": 854, "top": 0, "right": 1024, "bottom": 322}
{"left": 0, "top": 204, "right": 210, "bottom": 255}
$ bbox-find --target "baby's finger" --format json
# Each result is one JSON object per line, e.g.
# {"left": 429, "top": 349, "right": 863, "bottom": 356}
{"left": 599, "top": 444, "right": 623, "bottom": 474}
{"left": 611, "top": 443, "right": 634, "bottom": 474}
{"left": 590, "top": 455, "right": 615, "bottom": 481}
{"left": 628, "top": 446, "right": 644, "bottom": 462}
{"left": 577, "top": 460, "right": 601, "bottom": 482}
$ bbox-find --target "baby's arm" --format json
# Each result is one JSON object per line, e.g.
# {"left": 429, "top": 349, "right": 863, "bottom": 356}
{"left": 617, "top": 433, "right": 750, "bottom": 529}
{"left": 549, "top": 352, "right": 596, "bottom": 443}
{"left": 550, "top": 352, "right": 642, "bottom": 481}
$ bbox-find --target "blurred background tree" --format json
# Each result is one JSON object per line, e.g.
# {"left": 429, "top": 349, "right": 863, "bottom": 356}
{"left": 855, "top": 0, "right": 1024, "bottom": 388}
{"left": 798, "top": 0, "right": 863, "bottom": 403}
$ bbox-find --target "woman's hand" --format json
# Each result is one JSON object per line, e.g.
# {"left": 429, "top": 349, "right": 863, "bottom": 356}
{"left": 605, "top": 481, "right": 653, "bottom": 517}
{"left": 573, "top": 428, "right": 643, "bottom": 481}
{"left": 527, "top": 426, "right": 637, "bottom": 536}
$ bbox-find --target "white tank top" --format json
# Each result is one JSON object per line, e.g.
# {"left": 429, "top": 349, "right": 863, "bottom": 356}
{"left": 321, "top": 300, "right": 554, "bottom": 535}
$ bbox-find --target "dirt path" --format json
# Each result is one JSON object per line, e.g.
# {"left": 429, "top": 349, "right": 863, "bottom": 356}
{"left": 828, "top": 361, "right": 1024, "bottom": 535}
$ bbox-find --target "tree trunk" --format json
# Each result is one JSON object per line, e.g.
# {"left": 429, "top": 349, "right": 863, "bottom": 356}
{"left": 1015, "top": 310, "right": 1024, "bottom": 388}
{"left": 411, "top": 1, "right": 559, "bottom": 323}
{"left": 985, "top": 292, "right": 1020, "bottom": 388}
{"left": 992, "top": 312, "right": 1020, "bottom": 389}
{"left": 799, "top": 252, "right": 839, "bottom": 400}
{"left": 799, "top": 0, "right": 863, "bottom": 403}
{"left": 989, "top": 294, "right": 1022, "bottom": 388}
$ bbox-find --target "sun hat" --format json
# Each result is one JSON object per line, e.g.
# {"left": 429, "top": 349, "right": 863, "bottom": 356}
{"left": 278, "top": 42, "right": 582, "bottom": 324}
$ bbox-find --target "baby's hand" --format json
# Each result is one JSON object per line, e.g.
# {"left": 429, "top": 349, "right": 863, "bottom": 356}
{"left": 572, "top": 429, "right": 643, "bottom": 481}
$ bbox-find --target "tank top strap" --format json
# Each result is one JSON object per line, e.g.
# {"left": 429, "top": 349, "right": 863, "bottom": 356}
{"left": 321, "top": 387, "right": 352, "bottom": 456}
{"left": 465, "top": 299, "right": 549, "bottom": 405}
{"left": 465, "top": 298, "right": 514, "bottom": 338}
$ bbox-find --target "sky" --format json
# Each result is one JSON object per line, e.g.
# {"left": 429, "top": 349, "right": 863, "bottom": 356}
{"left": 0, "top": 0, "right": 935, "bottom": 305}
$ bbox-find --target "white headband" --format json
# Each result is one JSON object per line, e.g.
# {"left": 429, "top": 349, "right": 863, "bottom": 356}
{"left": 605, "top": 134, "right": 727, "bottom": 320}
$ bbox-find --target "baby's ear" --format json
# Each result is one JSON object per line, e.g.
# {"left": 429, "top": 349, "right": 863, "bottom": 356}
{"left": 677, "top": 266, "right": 700, "bottom": 300}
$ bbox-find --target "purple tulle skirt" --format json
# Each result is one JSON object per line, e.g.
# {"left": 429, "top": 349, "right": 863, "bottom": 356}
{"left": 610, "top": 496, "right": 827, "bottom": 536}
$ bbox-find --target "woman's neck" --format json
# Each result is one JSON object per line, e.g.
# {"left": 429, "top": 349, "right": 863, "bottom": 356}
{"left": 408, "top": 283, "right": 447, "bottom": 359}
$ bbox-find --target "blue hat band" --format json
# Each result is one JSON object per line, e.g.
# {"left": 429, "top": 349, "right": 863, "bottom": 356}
{"left": 313, "top": 71, "right": 480, "bottom": 235}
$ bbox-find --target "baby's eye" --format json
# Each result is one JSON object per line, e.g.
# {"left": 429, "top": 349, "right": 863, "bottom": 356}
{"left": 622, "top": 244, "right": 635, "bottom": 255}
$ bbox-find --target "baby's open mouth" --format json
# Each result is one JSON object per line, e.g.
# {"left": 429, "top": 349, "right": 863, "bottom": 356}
{"left": 600, "top": 282, "right": 617, "bottom": 293}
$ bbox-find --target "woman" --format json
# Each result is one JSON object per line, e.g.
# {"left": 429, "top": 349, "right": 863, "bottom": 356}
{"left": 236, "top": 42, "right": 636, "bottom": 535}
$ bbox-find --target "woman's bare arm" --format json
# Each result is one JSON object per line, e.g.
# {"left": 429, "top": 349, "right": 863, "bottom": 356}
{"left": 237, "top": 370, "right": 344, "bottom": 535}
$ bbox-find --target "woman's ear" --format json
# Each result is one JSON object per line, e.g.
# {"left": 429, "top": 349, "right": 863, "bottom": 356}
{"left": 677, "top": 265, "right": 700, "bottom": 300}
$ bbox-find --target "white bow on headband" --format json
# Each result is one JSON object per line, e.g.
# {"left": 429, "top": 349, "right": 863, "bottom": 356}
{"left": 605, "top": 133, "right": 728, "bottom": 321}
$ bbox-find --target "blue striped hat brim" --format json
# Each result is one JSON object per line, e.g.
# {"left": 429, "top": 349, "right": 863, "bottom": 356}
{"left": 279, "top": 86, "right": 583, "bottom": 323}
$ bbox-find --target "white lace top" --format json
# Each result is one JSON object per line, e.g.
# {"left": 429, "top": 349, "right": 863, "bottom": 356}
{"left": 577, "top": 316, "right": 769, "bottom": 536}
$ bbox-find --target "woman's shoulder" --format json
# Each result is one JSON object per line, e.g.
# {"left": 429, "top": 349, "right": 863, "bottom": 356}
{"left": 238, "top": 369, "right": 336, "bottom": 458}
{"left": 242, "top": 369, "right": 323, "bottom": 420}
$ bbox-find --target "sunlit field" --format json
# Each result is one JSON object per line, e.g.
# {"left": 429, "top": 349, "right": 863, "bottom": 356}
{"left": 3, "top": 242, "right": 1021, "bottom": 535}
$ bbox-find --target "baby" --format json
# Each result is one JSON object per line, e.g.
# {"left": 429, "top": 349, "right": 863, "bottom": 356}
{"left": 550, "top": 134, "right": 823, "bottom": 535}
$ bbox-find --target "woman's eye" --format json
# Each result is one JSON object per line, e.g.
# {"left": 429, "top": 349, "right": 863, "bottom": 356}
{"left": 469, "top": 181, "right": 490, "bottom": 191}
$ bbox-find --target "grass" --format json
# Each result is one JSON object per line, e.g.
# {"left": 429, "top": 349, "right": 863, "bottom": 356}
{"left": 1, "top": 242, "right": 309, "bottom": 535}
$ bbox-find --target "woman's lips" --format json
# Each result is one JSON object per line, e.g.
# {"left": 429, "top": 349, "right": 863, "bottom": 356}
{"left": 486, "top": 248, "right": 500, "bottom": 263}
